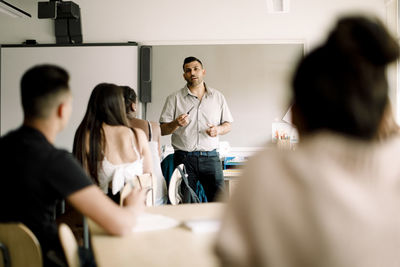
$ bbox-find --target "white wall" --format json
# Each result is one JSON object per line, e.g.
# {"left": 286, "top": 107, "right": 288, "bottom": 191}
{"left": 385, "top": 0, "right": 400, "bottom": 123}
{"left": 0, "top": 0, "right": 388, "bottom": 48}
{"left": 148, "top": 43, "right": 304, "bottom": 147}
{"left": 1, "top": 0, "right": 398, "bottom": 128}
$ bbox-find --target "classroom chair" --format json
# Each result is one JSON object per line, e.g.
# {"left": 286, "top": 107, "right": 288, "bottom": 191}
{"left": 120, "top": 173, "right": 155, "bottom": 206}
{"left": 0, "top": 223, "right": 42, "bottom": 267}
{"left": 58, "top": 223, "right": 80, "bottom": 267}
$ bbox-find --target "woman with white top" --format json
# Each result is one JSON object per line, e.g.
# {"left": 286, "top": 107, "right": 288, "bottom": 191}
{"left": 122, "top": 85, "right": 168, "bottom": 205}
{"left": 73, "top": 83, "right": 153, "bottom": 203}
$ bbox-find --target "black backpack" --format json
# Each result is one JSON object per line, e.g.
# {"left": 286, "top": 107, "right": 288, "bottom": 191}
{"left": 172, "top": 164, "right": 208, "bottom": 204}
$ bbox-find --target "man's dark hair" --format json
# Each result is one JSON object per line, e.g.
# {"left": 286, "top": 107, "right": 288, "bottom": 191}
{"left": 121, "top": 85, "right": 137, "bottom": 114}
{"left": 21, "top": 64, "right": 70, "bottom": 119}
{"left": 292, "top": 16, "right": 399, "bottom": 140}
{"left": 183, "top": 56, "right": 203, "bottom": 70}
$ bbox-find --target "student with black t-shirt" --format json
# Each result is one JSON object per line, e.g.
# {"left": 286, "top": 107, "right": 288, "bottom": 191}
{"left": 0, "top": 65, "right": 147, "bottom": 267}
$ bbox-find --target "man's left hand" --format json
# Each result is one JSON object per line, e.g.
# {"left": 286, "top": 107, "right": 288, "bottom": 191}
{"left": 206, "top": 124, "right": 219, "bottom": 137}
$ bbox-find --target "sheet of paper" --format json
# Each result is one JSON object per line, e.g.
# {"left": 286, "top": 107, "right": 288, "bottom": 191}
{"left": 132, "top": 212, "right": 180, "bottom": 232}
{"left": 183, "top": 219, "right": 221, "bottom": 233}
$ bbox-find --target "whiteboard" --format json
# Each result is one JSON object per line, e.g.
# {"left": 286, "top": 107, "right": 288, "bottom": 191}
{"left": 145, "top": 43, "right": 304, "bottom": 147}
{"left": 1, "top": 44, "right": 138, "bottom": 152}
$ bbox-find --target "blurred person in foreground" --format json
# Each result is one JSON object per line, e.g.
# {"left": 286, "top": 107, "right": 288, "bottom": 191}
{"left": 215, "top": 15, "right": 400, "bottom": 267}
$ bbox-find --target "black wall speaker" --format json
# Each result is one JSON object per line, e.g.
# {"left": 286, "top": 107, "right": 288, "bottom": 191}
{"left": 140, "top": 46, "right": 152, "bottom": 103}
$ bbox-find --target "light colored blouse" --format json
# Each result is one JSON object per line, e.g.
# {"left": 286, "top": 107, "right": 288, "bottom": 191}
{"left": 146, "top": 121, "right": 168, "bottom": 205}
{"left": 98, "top": 142, "right": 143, "bottom": 195}
{"left": 216, "top": 131, "right": 400, "bottom": 267}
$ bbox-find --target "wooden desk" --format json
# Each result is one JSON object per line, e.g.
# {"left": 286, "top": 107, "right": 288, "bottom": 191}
{"left": 90, "top": 203, "right": 225, "bottom": 267}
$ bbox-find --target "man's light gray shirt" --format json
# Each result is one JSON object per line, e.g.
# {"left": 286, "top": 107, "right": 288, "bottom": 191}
{"left": 160, "top": 85, "right": 233, "bottom": 152}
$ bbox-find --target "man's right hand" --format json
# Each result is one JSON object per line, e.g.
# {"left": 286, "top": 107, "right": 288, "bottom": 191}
{"left": 176, "top": 114, "right": 190, "bottom": 127}
{"left": 160, "top": 114, "right": 190, "bottom": 136}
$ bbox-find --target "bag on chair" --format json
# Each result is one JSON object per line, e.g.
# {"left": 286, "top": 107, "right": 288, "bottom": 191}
{"left": 169, "top": 164, "right": 208, "bottom": 205}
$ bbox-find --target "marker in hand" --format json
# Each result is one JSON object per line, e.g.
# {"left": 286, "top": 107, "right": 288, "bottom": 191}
{"left": 176, "top": 106, "right": 194, "bottom": 127}
{"left": 186, "top": 106, "right": 194, "bottom": 114}
{"left": 176, "top": 113, "right": 190, "bottom": 127}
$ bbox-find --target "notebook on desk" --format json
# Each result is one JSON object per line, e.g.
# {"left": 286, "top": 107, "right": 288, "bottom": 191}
{"left": 183, "top": 219, "right": 221, "bottom": 233}
{"left": 132, "top": 212, "right": 180, "bottom": 232}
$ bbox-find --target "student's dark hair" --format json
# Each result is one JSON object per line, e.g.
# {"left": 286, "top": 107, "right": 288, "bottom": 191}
{"left": 292, "top": 15, "right": 399, "bottom": 140}
{"left": 121, "top": 85, "right": 137, "bottom": 114}
{"left": 183, "top": 56, "right": 203, "bottom": 70}
{"left": 73, "top": 83, "right": 128, "bottom": 184}
{"left": 20, "top": 64, "right": 70, "bottom": 119}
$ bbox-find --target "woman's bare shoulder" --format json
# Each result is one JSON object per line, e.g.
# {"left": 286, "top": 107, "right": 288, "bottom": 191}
{"left": 132, "top": 127, "right": 147, "bottom": 141}
{"left": 103, "top": 124, "right": 132, "bottom": 138}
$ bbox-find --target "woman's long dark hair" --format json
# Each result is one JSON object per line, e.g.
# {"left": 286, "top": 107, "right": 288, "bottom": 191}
{"left": 73, "top": 83, "right": 128, "bottom": 184}
{"left": 292, "top": 16, "right": 399, "bottom": 140}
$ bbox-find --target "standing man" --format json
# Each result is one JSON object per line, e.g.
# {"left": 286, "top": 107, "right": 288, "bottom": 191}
{"left": 160, "top": 56, "right": 233, "bottom": 202}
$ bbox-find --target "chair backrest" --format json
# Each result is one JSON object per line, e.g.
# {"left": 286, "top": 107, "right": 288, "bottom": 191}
{"left": 168, "top": 164, "right": 184, "bottom": 205}
{"left": 0, "top": 223, "right": 42, "bottom": 267}
{"left": 120, "top": 173, "right": 155, "bottom": 206}
{"left": 120, "top": 183, "right": 133, "bottom": 206}
{"left": 58, "top": 223, "right": 80, "bottom": 267}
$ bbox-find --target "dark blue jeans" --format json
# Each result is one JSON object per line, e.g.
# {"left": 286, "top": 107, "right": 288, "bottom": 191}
{"left": 174, "top": 150, "right": 224, "bottom": 202}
